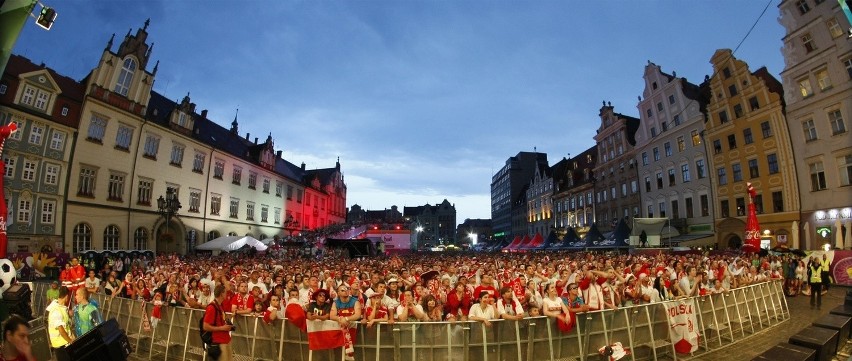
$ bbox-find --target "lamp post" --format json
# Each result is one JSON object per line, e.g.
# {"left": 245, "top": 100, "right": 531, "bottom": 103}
{"left": 414, "top": 225, "right": 423, "bottom": 251}
{"left": 157, "top": 187, "right": 181, "bottom": 253}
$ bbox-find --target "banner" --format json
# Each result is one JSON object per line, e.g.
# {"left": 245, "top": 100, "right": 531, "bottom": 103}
{"left": 831, "top": 250, "right": 852, "bottom": 287}
{"left": 306, "top": 319, "right": 345, "bottom": 350}
{"left": 662, "top": 299, "right": 700, "bottom": 354}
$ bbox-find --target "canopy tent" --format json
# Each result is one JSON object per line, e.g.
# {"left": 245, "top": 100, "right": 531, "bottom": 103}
{"left": 513, "top": 235, "right": 532, "bottom": 250}
{"left": 588, "top": 218, "right": 631, "bottom": 249}
{"left": 550, "top": 227, "right": 581, "bottom": 250}
{"left": 196, "top": 235, "right": 268, "bottom": 252}
{"left": 631, "top": 217, "right": 680, "bottom": 247}
{"left": 501, "top": 235, "right": 523, "bottom": 251}
{"left": 521, "top": 233, "right": 545, "bottom": 250}
{"left": 259, "top": 237, "right": 276, "bottom": 246}
{"left": 535, "top": 231, "right": 560, "bottom": 250}
{"left": 579, "top": 223, "right": 606, "bottom": 248}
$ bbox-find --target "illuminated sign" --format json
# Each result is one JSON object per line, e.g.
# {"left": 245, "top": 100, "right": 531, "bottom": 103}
{"left": 817, "top": 227, "right": 832, "bottom": 238}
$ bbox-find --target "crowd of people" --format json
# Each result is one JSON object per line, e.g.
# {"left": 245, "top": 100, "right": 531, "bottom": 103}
{"left": 28, "top": 248, "right": 824, "bottom": 361}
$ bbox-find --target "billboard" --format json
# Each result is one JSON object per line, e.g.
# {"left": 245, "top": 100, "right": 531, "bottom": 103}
{"left": 365, "top": 229, "right": 412, "bottom": 251}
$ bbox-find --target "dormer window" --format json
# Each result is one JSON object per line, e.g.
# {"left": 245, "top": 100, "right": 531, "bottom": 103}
{"left": 178, "top": 112, "right": 188, "bottom": 127}
{"left": 114, "top": 58, "right": 136, "bottom": 96}
{"left": 20, "top": 85, "right": 51, "bottom": 112}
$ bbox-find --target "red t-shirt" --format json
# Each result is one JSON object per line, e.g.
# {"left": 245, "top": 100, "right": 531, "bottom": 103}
{"left": 203, "top": 302, "right": 231, "bottom": 344}
{"left": 229, "top": 293, "right": 255, "bottom": 313}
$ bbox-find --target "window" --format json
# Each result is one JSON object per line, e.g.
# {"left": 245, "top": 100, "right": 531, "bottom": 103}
{"left": 114, "top": 58, "right": 136, "bottom": 96}
{"left": 803, "top": 119, "right": 818, "bottom": 141}
{"left": 720, "top": 199, "right": 730, "bottom": 218}
{"left": 718, "top": 167, "right": 728, "bottom": 185}
{"left": 107, "top": 172, "right": 124, "bottom": 201}
{"left": 207, "top": 231, "right": 220, "bottom": 243}
{"left": 297, "top": 189, "right": 303, "bottom": 203}
{"left": 274, "top": 208, "right": 281, "bottom": 224}
{"left": 718, "top": 110, "right": 729, "bottom": 124}
{"left": 246, "top": 202, "right": 255, "bottom": 221}
{"left": 828, "top": 18, "right": 845, "bottom": 38}
{"left": 749, "top": 97, "right": 760, "bottom": 111}
{"left": 760, "top": 121, "right": 772, "bottom": 138}
{"left": 104, "top": 225, "right": 120, "bottom": 250}
{"left": 16, "top": 199, "right": 30, "bottom": 224}
{"left": 696, "top": 159, "right": 706, "bottom": 179}
{"left": 262, "top": 179, "right": 270, "bottom": 193}
{"left": 248, "top": 172, "right": 257, "bottom": 189}
{"left": 653, "top": 147, "right": 660, "bottom": 161}
{"left": 671, "top": 200, "right": 680, "bottom": 218}
{"left": 673, "top": 114, "right": 681, "bottom": 126}
{"left": 610, "top": 186, "right": 616, "bottom": 199}
{"left": 137, "top": 179, "right": 152, "bottom": 205}
{"left": 651, "top": 127, "right": 657, "bottom": 137}
{"left": 34, "top": 90, "right": 50, "bottom": 111}
{"left": 20, "top": 86, "right": 35, "bottom": 106}
{"left": 232, "top": 167, "right": 242, "bottom": 185}
{"left": 810, "top": 161, "right": 827, "bottom": 191}
{"left": 728, "top": 84, "right": 738, "bottom": 97}
{"left": 41, "top": 200, "right": 55, "bottom": 224}
{"left": 845, "top": 58, "right": 852, "bottom": 80}
{"left": 87, "top": 114, "right": 107, "bottom": 142}
{"left": 642, "top": 152, "right": 648, "bottom": 166}
{"left": 664, "top": 142, "right": 672, "bottom": 157}
{"left": 134, "top": 228, "right": 148, "bottom": 250}
{"left": 646, "top": 108, "right": 653, "bottom": 118}
{"left": 115, "top": 125, "right": 133, "bottom": 150}
{"left": 727, "top": 134, "right": 737, "bottom": 150}
{"left": 754, "top": 194, "right": 764, "bottom": 214}
{"left": 748, "top": 159, "right": 760, "bottom": 178}
{"left": 210, "top": 194, "right": 221, "bottom": 216}
{"left": 193, "top": 153, "right": 205, "bottom": 173}
{"left": 49, "top": 131, "right": 65, "bottom": 151}
{"left": 732, "top": 163, "right": 743, "bottom": 182}
{"left": 743, "top": 128, "right": 754, "bottom": 144}
{"left": 8, "top": 117, "right": 23, "bottom": 141}
{"left": 669, "top": 95, "right": 676, "bottom": 104}
{"left": 21, "top": 160, "right": 36, "bottom": 181}
{"left": 44, "top": 163, "right": 59, "bottom": 185}
{"left": 287, "top": 185, "right": 293, "bottom": 199}
{"left": 631, "top": 180, "right": 638, "bottom": 193}
{"left": 668, "top": 169, "right": 676, "bottom": 186}
{"left": 143, "top": 135, "right": 159, "bottom": 158}
{"left": 733, "top": 104, "right": 743, "bottom": 118}
{"left": 692, "top": 130, "right": 701, "bottom": 146}
{"left": 261, "top": 205, "right": 269, "bottom": 223}
{"left": 72, "top": 223, "right": 91, "bottom": 254}
{"left": 645, "top": 176, "right": 651, "bottom": 192}
{"left": 189, "top": 189, "right": 201, "bottom": 213}
{"left": 275, "top": 182, "right": 283, "bottom": 197}
{"left": 657, "top": 102, "right": 663, "bottom": 112}
{"left": 213, "top": 160, "right": 224, "bottom": 179}
{"left": 796, "top": 0, "right": 810, "bottom": 13}
{"left": 838, "top": 154, "right": 852, "bottom": 186}
{"left": 767, "top": 154, "right": 779, "bottom": 174}
{"left": 656, "top": 172, "right": 663, "bottom": 189}
{"left": 816, "top": 69, "right": 831, "bottom": 91}
{"left": 685, "top": 197, "right": 694, "bottom": 218}
{"left": 828, "top": 110, "right": 846, "bottom": 135}
{"left": 799, "top": 78, "right": 813, "bottom": 97}
{"left": 677, "top": 136, "right": 685, "bottom": 152}
{"left": 229, "top": 198, "right": 239, "bottom": 218}
{"left": 802, "top": 33, "right": 816, "bottom": 52}
{"left": 681, "top": 164, "right": 691, "bottom": 182}
{"left": 61, "top": 107, "right": 68, "bottom": 116}
{"left": 722, "top": 67, "right": 732, "bottom": 78}
{"left": 659, "top": 202, "right": 667, "bottom": 218}
{"left": 700, "top": 194, "right": 709, "bottom": 217}
{"left": 0, "top": 84, "right": 5, "bottom": 94}
{"left": 661, "top": 121, "right": 668, "bottom": 132}
{"left": 6, "top": 155, "right": 19, "bottom": 178}
{"left": 736, "top": 197, "right": 746, "bottom": 216}
{"left": 772, "top": 191, "right": 784, "bottom": 212}
{"left": 78, "top": 166, "right": 96, "bottom": 196}
{"left": 169, "top": 144, "right": 184, "bottom": 166}
{"left": 28, "top": 124, "right": 44, "bottom": 145}
{"left": 647, "top": 205, "right": 654, "bottom": 218}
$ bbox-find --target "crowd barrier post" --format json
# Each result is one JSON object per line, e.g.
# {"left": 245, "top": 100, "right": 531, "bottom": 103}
{"left": 706, "top": 294, "right": 726, "bottom": 347}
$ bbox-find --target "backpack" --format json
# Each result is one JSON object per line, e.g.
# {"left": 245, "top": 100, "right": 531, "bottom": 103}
{"left": 199, "top": 302, "right": 221, "bottom": 345}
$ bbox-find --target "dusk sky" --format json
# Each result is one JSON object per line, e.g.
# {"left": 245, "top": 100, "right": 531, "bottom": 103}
{"left": 12, "top": 0, "right": 785, "bottom": 224}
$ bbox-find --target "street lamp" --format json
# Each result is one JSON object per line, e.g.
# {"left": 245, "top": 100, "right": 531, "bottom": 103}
{"left": 157, "top": 187, "right": 181, "bottom": 251}
{"left": 415, "top": 225, "right": 423, "bottom": 250}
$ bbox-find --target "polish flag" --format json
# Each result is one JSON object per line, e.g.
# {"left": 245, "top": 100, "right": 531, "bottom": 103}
{"left": 306, "top": 320, "right": 345, "bottom": 350}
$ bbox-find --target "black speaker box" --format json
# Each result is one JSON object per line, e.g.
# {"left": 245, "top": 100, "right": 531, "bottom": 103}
{"left": 56, "top": 318, "right": 132, "bottom": 361}
{"left": 2, "top": 283, "right": 31, "bottom": 302}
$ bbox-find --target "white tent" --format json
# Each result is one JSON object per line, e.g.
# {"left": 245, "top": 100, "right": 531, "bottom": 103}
{"left": 196, "top": 235, "right": 268, "bottom": 252}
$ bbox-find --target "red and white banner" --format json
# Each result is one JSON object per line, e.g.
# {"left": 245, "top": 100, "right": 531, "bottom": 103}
{"left": 306, "top": 320, "right": 345, "bottom": 350}
{"left": 662, "top": 300, "right": 699, "bottom": 354}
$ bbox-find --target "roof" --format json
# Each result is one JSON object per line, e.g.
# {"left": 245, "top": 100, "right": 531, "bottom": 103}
{"left": 4, "top": 55, "right": 85, "bottom": 102}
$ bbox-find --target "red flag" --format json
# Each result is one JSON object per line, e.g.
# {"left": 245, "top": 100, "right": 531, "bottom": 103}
{"left": 742, "top": 182, "right": 761, "bottom": 253}
{"left": 0, "top": 122, "right": 18, "bottom": 258}
{"left": 285, "top": 303, "right": 307, "bottom": 332}
{"left": 306, "top": 320, "right": 345, "bottom": 350}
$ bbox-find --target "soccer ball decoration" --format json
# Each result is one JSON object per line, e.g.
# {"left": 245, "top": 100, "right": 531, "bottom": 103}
{"left": 0, "top": 259, "right": 16, "bottom": 299}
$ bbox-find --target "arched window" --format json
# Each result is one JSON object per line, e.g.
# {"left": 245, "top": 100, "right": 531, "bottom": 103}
{"left": 134, "top": 227, "right": 148, "bottom": 250}
{"left": 259, "top": 234, "right": 267, "bottom": 241}
{"left": 114, "top": 58, "right": 136, "bottom": 96}
{"left": 73, "top": 223, "right": 91, "bottom": 254}
{"left": 104, "top": 225, "right": 120, "bottom": 250}
{"left": 207, "top": 230, "right": 220, "bottom": 242}
{"left": 228, "top": 232, "right": 237, "bottom": 236}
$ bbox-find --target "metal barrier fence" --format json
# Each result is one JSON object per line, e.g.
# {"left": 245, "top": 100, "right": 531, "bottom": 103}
{"left": 29, "top": 280, "right": 789, "bottom": 361}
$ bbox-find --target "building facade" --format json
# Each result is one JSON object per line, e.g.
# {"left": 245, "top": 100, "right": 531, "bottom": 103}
{"left": 455, "top": 218, "right": 492, "bottom": 246}
{"left": 779, "top": 0, "right": 852, "bottom": 249}
{"left": 705, "top": 49, "right": 800, "bottom": 249}
{"left": 526, "top": 158, "right": 553, "bottom": 236}
{"left": 0, "top": 55, "right": 84, "bottom": 254}
{"left": 490, "top": 151, "right": 548, "bottom": 242}
{"left": 553, "top": 146, "right": 597, "bottom": 236}
{"left": 404, "top": 199, "right": 457, "bottom": 246}
{"left": 593, "top": 102, "right": 641, "bottom": 233}
{"left": 635, "top": 62, "right": 715, "bottom": 245}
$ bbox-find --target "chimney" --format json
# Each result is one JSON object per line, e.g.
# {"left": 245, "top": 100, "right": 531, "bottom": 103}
{"left": 276, "top": 150, "right": 282, "bottom": 158}
{"left": 201, "top": 109, "right": 208, "bottom": 118}
{"left": 301, "top": 162, "right": 306, "bottom": 171}
{"left": 254, "top": 137, "right": 258, "bottom": 144}
{"left": 245, "top": 132, "right": 250, "bottom": 141}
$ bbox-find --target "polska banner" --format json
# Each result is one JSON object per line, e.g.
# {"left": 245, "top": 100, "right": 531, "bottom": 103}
{"left": 662, "top": 299, "right": 700, "bottom": 354}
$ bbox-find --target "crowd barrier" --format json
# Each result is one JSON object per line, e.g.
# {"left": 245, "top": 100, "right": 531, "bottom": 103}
{"left": 29, "top": 280, "right": 789, "bottom": 361}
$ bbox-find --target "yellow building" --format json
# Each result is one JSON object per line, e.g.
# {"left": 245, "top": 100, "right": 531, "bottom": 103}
{"left": 705, "top": 49, "right": 800, "bottom": 249}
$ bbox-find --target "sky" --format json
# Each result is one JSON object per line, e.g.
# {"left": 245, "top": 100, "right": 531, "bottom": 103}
{"left": 12, "top": 0, "right": 786, "bottom": 225}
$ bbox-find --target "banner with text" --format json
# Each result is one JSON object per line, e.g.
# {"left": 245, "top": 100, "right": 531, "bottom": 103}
{"left": 663, "top": 299, "right": 700, "bottom": 354}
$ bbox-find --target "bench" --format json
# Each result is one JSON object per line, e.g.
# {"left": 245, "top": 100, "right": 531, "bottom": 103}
{"left": 752, "top": 342, "right": 815, "bottom": 361}
{"left": 788, "top": 326, "right": 839, "bottom": 361}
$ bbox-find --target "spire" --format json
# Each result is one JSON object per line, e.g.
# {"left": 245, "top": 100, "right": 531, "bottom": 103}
{"left": 336, "top": 156, "right": 340, "bottom": 170}
{"left": 266, "top": 132, "right": 273, "bottom": 144}
{"left": 143, "top": 18, "right": 150, "bottom": 31}
{"left": 230, "top": 109, "right": 239, "bottom": 134}
{"left": 106, "top": 33, "right": 115, "bottom": 51}
{"left": 152, "top": 60, "right": 159, "bottom": 75}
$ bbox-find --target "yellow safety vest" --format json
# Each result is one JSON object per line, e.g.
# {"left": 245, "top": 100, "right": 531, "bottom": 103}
{"left": 810, "top": 263, "right": 823, "bottom": 283}
{"left": 821, "top": 258, "right": 830, "bottom": 272}
{"left": 47, "top": 302, "right": 71, "bottom": 348}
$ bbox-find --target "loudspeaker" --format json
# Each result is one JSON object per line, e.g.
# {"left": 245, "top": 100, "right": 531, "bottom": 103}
{"left": 56, "top": 318, "right": 132, "bottom": 361}
{"left": 3, "top": 283, "right": 31, "bottom": 301}
{"left": 2, "top": 283, "right": 32, "bottom": 321}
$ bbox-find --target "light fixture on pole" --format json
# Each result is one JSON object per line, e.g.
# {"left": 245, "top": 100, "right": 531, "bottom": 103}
{"left": 157, "top": 187, "right": 181, "bottom": 250}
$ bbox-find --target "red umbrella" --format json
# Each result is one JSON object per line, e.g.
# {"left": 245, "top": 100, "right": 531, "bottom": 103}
{"left": 742, "top": 182, "right": 761, "bottom": 253}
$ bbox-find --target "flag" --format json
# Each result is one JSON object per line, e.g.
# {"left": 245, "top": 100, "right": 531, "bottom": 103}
{"left": 285, "top": 302, "right": 307, "bottom": 332}
{"left": 663, "top": 299, "right": 700, "bottom": 354}
{"left": 306, "top": 320, "right": 345, "bottom": 350}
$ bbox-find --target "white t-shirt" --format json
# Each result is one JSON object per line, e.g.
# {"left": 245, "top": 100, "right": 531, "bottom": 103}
{"left": 85, "top": 277, "right": 101, "bottom": 291}
{"left": 541, "top": 296, "right": 564, "bottom": 315}
{"left": 468, "top": 304, "right": 496, "bottom": 320}
{"left": 248, "top": 280, "right": 268, "bottom": 295}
